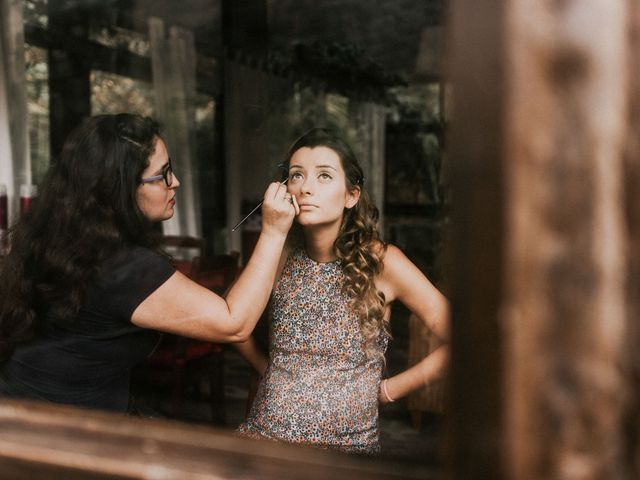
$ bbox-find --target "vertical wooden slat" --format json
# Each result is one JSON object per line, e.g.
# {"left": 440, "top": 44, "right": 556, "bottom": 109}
{"left": 447, "top": 0, "right": 507, "bottom": 478}
{"left": 502, "top": 1, "right": 629, "bottom": 479}
{"left": 624, "top": 1, "right": 640, "bottom": 476}
{"left": 221, "top": 0, "right": 270, "bottom": 256}
{"left": 47, "top": 0, "right": 91, "bottom": 157}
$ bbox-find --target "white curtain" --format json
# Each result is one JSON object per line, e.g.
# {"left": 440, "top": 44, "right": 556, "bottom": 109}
{"left": 148, "top": 17, "right": 201, "bottom": 238}
{"left": 0, "top": 0, "right": 30, "bottom": 226}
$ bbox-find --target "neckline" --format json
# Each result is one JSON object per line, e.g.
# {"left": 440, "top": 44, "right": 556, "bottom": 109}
{"left": 299, "top": 247, "right": 341, "bottom": 266}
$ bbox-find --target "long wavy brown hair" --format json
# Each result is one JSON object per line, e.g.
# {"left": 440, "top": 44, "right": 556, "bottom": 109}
{"left": 0, "top": 114, "right": 161, "bottom": 361}
{"left": 284, "top": 128, "right": 388, "bottom": 360}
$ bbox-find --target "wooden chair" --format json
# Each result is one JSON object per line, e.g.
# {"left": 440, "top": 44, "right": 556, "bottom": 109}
{"left": 159, "top": 235, "right": 205, "bottom": 275}
{"left": 190, "top": 251, "right": 240, "bottom": 295}
{"left": 141, "top": 251, "right": 240, "bottom": 425}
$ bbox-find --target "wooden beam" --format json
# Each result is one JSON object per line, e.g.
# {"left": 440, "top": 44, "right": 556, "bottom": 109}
{"left": 25, "top": 24, "right": 218, "bottom": 99}
{"left": 0, "top": 400, "right": 433, "bottom": 480}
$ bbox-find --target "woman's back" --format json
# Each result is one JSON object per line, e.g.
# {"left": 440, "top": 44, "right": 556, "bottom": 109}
{"left": 239, "top": 247, "right": 387, "bottom": 454}
{"left": 0, "top": 246, "right": 174, "bottom": 411}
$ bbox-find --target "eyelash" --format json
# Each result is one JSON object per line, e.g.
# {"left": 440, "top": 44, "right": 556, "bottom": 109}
{"left": 289, "top": 172, "right": 332, "bottom": 181}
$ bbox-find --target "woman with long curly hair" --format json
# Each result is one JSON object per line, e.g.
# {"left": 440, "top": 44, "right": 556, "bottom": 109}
{"left": 0, "top": 113, "right": 296, "bottom": 412}
{"left": 236, "top": 128, "right": 449, "bottom": 454}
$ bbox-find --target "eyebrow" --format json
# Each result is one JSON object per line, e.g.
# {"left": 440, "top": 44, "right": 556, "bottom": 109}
{"left": 289, "top": 164, "right": 338, "bottom": 171}
{"left": 151, "top": 160, "right": 171, "bottom": 175}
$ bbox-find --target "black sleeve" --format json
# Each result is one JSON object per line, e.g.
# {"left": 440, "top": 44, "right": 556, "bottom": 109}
{"left": 96, "top": 246, "right": 176, "bottom": 322}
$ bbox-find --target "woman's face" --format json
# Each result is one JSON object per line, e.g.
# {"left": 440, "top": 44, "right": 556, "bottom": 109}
{"left": 287, "top": 146, "right": 360, "bottom": 229}
{"left": 136, "top": 137, "right": 180, "bottom": 222}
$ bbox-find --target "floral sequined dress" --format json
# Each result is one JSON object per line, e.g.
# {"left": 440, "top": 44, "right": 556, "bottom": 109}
{"left": 238, "top": 247, "right": 387, "bottom": 455}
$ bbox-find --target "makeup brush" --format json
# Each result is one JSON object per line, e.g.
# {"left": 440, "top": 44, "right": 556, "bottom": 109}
{"left": 231, "top": 177, "right": 289, "bottom": 232}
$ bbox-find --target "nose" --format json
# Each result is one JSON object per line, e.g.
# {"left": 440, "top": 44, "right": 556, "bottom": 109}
{"left": 171, "top": 173, "right": 181, "bottom": 189}
{"left": 298, "top": 176, "right": 313, "bottom": 195}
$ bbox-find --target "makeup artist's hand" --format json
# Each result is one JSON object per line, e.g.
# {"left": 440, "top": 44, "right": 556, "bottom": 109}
{"left": 260, "top": 181, "right": 298, "bottom": 236}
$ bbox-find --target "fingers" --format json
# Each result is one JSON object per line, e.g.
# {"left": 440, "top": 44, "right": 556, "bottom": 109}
{"left": 291, "top": 195, "right": 300, "bottom": 215}
{"left": 265, "top": 181, "right": 288, "bottom": 200}
{"left": 260, "top": 182, "right": 296, "bottom": 236}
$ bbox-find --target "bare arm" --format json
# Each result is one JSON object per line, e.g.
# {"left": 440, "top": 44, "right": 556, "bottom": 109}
{"left": 130, "top": 183, "right": 300, "bottom": 343}
{"left": 376, "top": 244, "right": 450, "bottom": 404}
{"left": 234, "top": 336, "right": 269, "bottom": 376}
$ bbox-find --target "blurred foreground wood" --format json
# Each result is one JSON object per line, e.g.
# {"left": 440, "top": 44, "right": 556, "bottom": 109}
{"left": 448, "top": 0, "right": 639, "bottom": 479}
{"left": 0, "top": 399, "right": 433, "bottom": 480}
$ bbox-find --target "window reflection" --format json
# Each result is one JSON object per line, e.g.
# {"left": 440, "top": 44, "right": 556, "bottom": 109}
{"left": 25, "top": 43, "right": 49, "bottom": 184}
{"left": 90, "top": 70, "right": 154, "bottom": 116}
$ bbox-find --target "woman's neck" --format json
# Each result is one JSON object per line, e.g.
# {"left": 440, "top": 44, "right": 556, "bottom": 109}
{"left": 302, "top": 224, "right": 340, "bottom": 263}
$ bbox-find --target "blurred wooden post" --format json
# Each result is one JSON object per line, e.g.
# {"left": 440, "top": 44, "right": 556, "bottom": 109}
{"left": 449, "top": 0, "right": 635, "bottom": 479}
{"left": 447, "top": 0, "right": 507, "bottom": 477}
{"left": 625, "top": 2, "right": 640, "bottom": 476}
{"left": 502, "top": 2, "right": 628, "bottom": 478}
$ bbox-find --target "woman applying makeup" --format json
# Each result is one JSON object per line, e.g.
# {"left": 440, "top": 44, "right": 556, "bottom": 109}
{"left": 0, "top": 113, "right": 296, "bottom": 413}
{"left": 236, "top": 128, "right": 449, "bottom": 455}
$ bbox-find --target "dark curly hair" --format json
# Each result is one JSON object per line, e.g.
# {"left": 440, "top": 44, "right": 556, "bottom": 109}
{"left": 0, "top": 113, "right": 161, "bottom": 361}
{"left": 284, "top": 128, "right": 388, "bottom": 360}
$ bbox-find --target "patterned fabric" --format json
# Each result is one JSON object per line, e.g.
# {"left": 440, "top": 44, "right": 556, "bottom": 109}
{"left": 238, "top": 247, "right": 387, "bottom": 454}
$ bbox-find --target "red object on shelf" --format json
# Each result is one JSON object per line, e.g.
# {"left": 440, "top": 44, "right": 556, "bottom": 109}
{"left": 19, "top": 184, "right": 38, "bottom": 215}
{"left": 0, "top": 184, "right": 7, "bottom": 231}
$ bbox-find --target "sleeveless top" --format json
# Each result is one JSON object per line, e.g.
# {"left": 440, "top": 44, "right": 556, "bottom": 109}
{"left": 238, "top": 247, "right": 387, "bottom": 454}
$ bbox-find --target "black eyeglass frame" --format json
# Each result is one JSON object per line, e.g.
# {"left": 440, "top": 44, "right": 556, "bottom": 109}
{"left": 141, "top": 160, "right": 174, "bottom": 187}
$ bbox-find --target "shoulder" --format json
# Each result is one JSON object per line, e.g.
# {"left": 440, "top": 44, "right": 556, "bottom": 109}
{"left": 379, "top": 243, "right": 410, "bottom": 272}
{"left": 106, "top": 245, "right": 165, "bottom": 264}
{"left": 377, "top": 243, "right": 424, "bottom": 301}
{"left": 98, "top": 245, "right": 174, "bottom": 283}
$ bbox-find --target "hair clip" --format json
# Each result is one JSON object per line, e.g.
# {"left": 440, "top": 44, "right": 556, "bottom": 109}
{"left": 120, "top": 135, "right": 143, "bottom": 148}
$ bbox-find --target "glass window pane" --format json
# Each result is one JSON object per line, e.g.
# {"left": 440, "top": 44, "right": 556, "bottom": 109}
{"left": 89, "top": 25, "right": 151, "bottom": 57}
{"left": 25, "top": 43, "right": 49, "bottom": 184}
{"left": 23, "top": 0, "right": 48, "bottom": 28}
{"left": 90, "top": 70, "right": 154, "bottom": 117}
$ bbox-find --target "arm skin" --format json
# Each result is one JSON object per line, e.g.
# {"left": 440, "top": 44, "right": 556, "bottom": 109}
{"left": 375, "top": 244, "right": 450, "bottom": 404}
{"left": 130, "top": 183, "right": 299, "bottom": 343}
{"left": 234, "top": 335, "right": 269, "bottom": 377}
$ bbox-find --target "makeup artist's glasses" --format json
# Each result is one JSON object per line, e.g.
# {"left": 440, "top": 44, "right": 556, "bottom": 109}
{"left": 141, "top": 160, "right": 174, "bottom": 187}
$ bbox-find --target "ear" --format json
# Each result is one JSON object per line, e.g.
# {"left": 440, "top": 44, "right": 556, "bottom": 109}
{"left": 345, "top": 186, "right": 361, "bottom": 209}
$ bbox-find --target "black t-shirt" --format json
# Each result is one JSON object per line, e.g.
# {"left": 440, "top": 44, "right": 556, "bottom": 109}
{"left": 0, "top": 246, "right": 175, "bottom": 412}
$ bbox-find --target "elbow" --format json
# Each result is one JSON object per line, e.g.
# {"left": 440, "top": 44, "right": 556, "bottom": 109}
{"left": 209, "top": 327, "right": 250, "bottom": 343}
{"left": 220, "top": 319, "right": 252, "bottom": 343}
{"left": 228, "top": 329, "right": 251, "bottom": 343}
